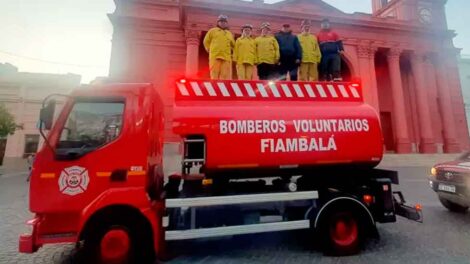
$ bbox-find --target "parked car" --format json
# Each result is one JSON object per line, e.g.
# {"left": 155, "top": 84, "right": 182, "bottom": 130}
{"left": 430, "top": 152, "right": 470, "bottom": 213}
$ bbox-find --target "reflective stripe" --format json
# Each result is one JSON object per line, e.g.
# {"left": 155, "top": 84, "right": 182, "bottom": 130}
{"left": 304, "top": 84, "right": 316, "bottom": 97}
{"left": 269, "top": 83, "right": 281, "bottom": 97}
{"left": 316, "top": 84, "right": 327, "bottom": 98}
{"left": 217, "top": 82, "right": 230, "bottom": 97}
{"left": 231, "top": 83, "right": 244, "bottom": 97}
{"left": 244, "top": 83, "right": 256, "bottom": 97}
{"left": 327, "top": 84, "right": 338, "bottom": 98}
{"left": 204, "top": 82, "right": 217, "bottom": 96}
{"left": 281, "top": 84, "right": 293, "bottom": 97}
{"left": 350, "top": 86, "right": 360, "bottom": 98}
{"left": 176, "top": 83, "right": 190, "bottom": 96}
{"left": 190, "top": 82, "right": 203, "bottom": 96}
{"left": 127, "top": 171, "right": 146, "bottom": 176}
{"left": 40, "top": 173, "right": 55, "bottom": 179}
{"left": 338, "top": 85, "right": 349, "bottom": 98}
{"left": 256, "top": 83, "right": 269, "bottom": 97}
{"left": 292, "top": 84, "right": 304, "bottom": 97}
{"left": 96, "top": 172, "right": 112, "bottom": 177}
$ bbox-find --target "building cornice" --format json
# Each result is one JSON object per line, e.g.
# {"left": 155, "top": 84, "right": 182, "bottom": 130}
{"left": 109, "top": 0, "right": 457, "bottom": 42}
{"left": 179, "top": 0, "right": 454, "bottom": 37}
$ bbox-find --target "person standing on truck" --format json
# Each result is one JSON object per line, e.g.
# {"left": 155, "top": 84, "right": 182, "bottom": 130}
{"left": 233, "top": 24, "right": 257, "bottom": 80}
{"left": 275, "top": 23, "right": 302, "bottom": 81}
{"left": 317, "top": 18, "right": 344, "bottom": 81}
{"left": 255, "top": 22, "right": 280, "bottom": 80}
{"left": 297, "top": 20, "right": 321, "bottom": 81}
{"left": 203, "top": 15, "right": 235, "bottom": 80}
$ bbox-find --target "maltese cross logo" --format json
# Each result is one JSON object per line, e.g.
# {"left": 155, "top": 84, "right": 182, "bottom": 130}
{"left": 58, "top": 166, "right": 90, "bottom": 196}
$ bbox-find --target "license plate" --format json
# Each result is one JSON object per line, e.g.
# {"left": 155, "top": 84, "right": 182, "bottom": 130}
{"left": 438, "top": 184, "right": 456, "bottom": 193}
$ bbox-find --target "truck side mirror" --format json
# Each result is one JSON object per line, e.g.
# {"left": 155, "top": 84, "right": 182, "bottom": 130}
{"left": 40, "top": 99, "right": 56, "bottom": 130}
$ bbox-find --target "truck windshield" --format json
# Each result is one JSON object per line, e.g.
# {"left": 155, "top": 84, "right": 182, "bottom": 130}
{"left": 55, "top": 101, "right": 124, "bottom": 159}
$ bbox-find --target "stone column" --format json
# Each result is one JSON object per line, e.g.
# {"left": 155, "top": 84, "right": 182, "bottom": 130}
{"left": 386, "top": 48, "right": 412, "bottom": 153}
{"left": 434, "top": 54, "right": 460, "bottom": 152}
{"left": 369, "top": 46, "right": 379, "bottom": 111}
{"left": 357, "top": 45, "right": 380, "bottom": 111}
{"left": 410, "top": 52, "right": 436, "bottom": 153}
{"left": 422, "top": 55, "right": 442, "bottom": 152}
{"left": 185, "top": 30, "right": 200, "bottom": 77}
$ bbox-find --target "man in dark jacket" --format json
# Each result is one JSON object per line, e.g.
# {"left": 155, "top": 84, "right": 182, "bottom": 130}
{"left": 275, "top": 23, "right": 302, "bottom": 81}
{"left": 317, "top": 18, "right": 344, "bottom": 81}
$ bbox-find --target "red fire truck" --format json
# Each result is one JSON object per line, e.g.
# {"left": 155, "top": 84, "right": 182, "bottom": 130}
{"left": 19, "top": 79, "right": 422, "bottom": 263}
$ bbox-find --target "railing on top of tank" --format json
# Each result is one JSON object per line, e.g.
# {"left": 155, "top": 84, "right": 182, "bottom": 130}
{"left": 175, "top": 79, "right": 363, "bottom": 102}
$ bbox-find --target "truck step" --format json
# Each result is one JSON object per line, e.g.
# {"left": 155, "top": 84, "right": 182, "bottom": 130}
{"left": 165, "top": 220, "right": 310, "bottom": 240}
{"left": 165, "top": 191, "right": 318, "bottom": 208}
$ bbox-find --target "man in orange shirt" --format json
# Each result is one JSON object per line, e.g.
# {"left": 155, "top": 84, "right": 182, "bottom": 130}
{"left": 317, "top": 18, "right": 344, "bottom": 81}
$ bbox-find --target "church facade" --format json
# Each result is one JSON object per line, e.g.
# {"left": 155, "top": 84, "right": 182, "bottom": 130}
{"left": 108, "top": 0, "right": 469, "bottom": 153}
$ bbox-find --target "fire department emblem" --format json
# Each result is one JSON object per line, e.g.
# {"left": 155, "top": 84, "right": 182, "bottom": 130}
{"left": 58, "top": 166, "right": 90, "bottom": 196}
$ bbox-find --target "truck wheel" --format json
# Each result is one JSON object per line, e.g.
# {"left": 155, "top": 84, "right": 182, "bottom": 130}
{"left": 439, "top": 196, "right": 469, "bottom": 213}
{"left": 82, "top": 216, "right": 154, "bottom": 264}
{"left": 317, "top": 209, "right": 364, "bottom": 256}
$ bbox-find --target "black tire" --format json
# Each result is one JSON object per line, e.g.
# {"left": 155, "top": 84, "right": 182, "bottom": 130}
{"left": 439, "top": 196, "right": 469, "bottom": 213}
{"left": 316, "top": 207, "right": 365, "bottom": 256}
{"left": 81, "top": 214, "right": 155, "bottom": 264}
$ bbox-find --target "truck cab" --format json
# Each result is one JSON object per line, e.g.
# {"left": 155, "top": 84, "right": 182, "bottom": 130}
{"left": 20, "top": 83, "right": 164, "bottom": 262}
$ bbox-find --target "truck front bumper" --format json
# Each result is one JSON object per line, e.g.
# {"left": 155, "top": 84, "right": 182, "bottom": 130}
{"left": 19, "top": 218, "right": 40, "bottom": 253}
{"left": 19, "top": 234, "right": 35, "bottom": 253}
{"left": 18, "top": 215, "right": 78, "bottom": 254}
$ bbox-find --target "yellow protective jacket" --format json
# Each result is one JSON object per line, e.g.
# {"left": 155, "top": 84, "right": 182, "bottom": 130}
{"left": 255, "top": 35, "right": 280, "bottom": 65}
{"left": 203, "top": 27, "right": 235, "bottom": 61}
{"left": 233, "top": 37, "right": 257, "bottom": 65}
{"left": 297, "top": 33, "right": 322, "bottom": 63}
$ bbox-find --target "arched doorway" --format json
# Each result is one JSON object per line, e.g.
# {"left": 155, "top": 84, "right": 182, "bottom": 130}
{"left": 375, "top": 50, "right": 395, "bottom": 152}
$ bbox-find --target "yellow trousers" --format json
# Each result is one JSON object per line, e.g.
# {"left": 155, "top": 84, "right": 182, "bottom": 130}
{"left": 210, "top": 58, "right": 232, "bottom": 80}
{"left": 236, "top": 64, "right": 254, "bottom": 80}
{"left": 299, "top": 62, "right": 319, "bottom": 81}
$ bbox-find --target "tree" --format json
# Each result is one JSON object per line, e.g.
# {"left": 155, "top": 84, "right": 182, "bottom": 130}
{"left": 0, "top": 104, "right": 16, "bottom": 165}
{"left": 0, "top": 104, "right": 16, "bottom": 138}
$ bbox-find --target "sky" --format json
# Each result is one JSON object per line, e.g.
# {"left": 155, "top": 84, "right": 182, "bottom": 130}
{"left": 0, "top": 0, "right": 468, "bottom": 83}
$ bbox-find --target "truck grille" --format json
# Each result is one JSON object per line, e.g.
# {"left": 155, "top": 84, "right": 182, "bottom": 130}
{"left": 436, "top": 170, "right": 468, "bottom": 184}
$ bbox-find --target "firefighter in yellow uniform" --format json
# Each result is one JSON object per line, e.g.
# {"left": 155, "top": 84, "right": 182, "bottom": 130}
{"left": 297, "top": 20, "right": 322, "bottom": 81}
{"left": 255, "top": 22, "right": 280, "bottom": 80}
{"left": 203, "top": 15, "right": 235, "bottom": 80}
{"left": 233, "top": 24, "right": 256, "bottom": 80}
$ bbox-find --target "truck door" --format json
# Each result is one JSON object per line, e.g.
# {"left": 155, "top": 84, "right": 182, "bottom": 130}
{"left": 30, "top": 89, "right": 150, "bottom": 214}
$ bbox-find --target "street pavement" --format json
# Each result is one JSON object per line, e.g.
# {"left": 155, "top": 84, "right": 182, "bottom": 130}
{"left": 1, "top": 167, "right": 470, "bottom": 264}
